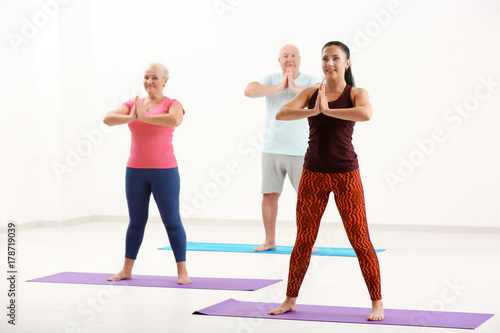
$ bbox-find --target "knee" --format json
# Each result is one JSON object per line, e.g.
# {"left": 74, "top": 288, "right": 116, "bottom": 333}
{"left": 166, "top": 223, "right": 186, "bottom": 242}
{"left": 128, "top": 208, "right": 149, "bottom": 226}
{"left": 162, "top": 215, "right": 183, "bottom": 230}
{"left": 295, "top": 234, "right": 316, "bottom": 249}
{"left": 301, "top": 239, "right": 316, "bottom": 249}
{"left": 263, "top": 193, "right": 280, "bottom": 202}
{"left": 352, "top": 241, "right": 375, "bottom": 258}
{"left": 127, "top": 223, "right": 145, "bottom": 234}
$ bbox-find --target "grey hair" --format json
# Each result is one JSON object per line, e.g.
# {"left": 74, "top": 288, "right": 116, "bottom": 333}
{"left": 147, "top": 62, "right": 169, "bottom": 79}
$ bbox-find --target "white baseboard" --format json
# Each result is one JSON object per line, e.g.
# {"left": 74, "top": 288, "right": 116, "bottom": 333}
{"left": 1, "top": 215, "right": 499, "bottom": 234}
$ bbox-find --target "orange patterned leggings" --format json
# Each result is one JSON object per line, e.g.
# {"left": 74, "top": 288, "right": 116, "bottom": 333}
{"left": 286, "top": 168, "right": 382, "bottom": 301}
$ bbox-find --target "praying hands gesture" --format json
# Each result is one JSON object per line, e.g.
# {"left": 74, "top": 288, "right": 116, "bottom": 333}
{"left": 276, "top": 71, "right": 289, "bottom": 92}
{"left": 285, "top": 68, "right": 302, "bottom": 94}
{"left": 244, "top": 69, "right": 315, "bottom": 98}
{"left": 276, "top": 69, "right": 302, "bottom": 94}
{"left": 103, "top": 97, "right": 137, "bottom": 126}
{"left": 276, "top": 83, "right": 372, "bottom": 122}
{"left": 276, "top": 83, "right": 329, "bottom": 120}
{"left": 104, "top": 95, "right": 183, "bottom": 128}
{"left": 311, "top": 84, "right": 329, "bottom": 116}
{"left": 133, "top": 96, "right": 146, "bottom": 121}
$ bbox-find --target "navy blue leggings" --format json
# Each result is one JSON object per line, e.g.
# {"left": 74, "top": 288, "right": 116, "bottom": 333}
{"left": 125, "top": 167, "right": 186, "bottom": 262}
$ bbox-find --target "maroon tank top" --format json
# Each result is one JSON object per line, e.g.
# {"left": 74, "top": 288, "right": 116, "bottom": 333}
{"left": 304, "top": 85, "right": 359, "bottom": 173}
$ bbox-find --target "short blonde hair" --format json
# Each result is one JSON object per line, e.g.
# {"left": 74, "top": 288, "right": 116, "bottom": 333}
{"left": 147, "top": 62, "right": 169, "bottom": 79}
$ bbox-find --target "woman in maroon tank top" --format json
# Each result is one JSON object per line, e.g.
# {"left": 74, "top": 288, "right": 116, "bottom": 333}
{"left": 268, "top": 41, "right": 384, "bottom": 321}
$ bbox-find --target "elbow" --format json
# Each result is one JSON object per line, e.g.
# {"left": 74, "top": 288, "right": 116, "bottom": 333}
{"left": 103, "top": 117, "right": 112, "bottom": 126}
{"left": 366, "top": 110, "right": 373, "bottom": 121}
{"left": 244, "top": 87, "right": 255, "bottom": 98}
{"left": 275, "top": 110, "right": 286, "bottom": 120}
{"left": 103, "top": 111, "right": 118, "bottom": 126}
{"left": 360, "top": 108, "right": 373, "bottom": 122}
{"left": 173, "top": 117, "right": 183, "bottom": 127}
{"left": 276, "top": 106, "right": 293, "bottom": 120}
{"left": 275, "top": 105, "right": 288, "bottom": 120}
{"left": 244, "top": 82, "right": 260, "bottom": 98}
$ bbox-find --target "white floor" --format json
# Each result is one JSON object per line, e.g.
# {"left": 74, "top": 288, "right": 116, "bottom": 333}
{"left": 1, "top": 219, "right": 499, "bottom": 333}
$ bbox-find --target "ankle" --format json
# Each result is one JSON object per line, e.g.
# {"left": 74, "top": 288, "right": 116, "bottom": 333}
{"left": 176, "top": 262, "right": 188, "bottom": 274}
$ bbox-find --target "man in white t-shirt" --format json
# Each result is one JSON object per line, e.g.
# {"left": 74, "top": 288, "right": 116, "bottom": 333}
{"left": 244, "top": 44, "right": 321, "bottom": 251}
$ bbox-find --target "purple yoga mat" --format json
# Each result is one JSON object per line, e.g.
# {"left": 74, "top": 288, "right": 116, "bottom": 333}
{"left": 194, "top": 298, "right": 494, "bottom": 330}
{"left": 27, "top": 272, "right": 281, "bottom": 291}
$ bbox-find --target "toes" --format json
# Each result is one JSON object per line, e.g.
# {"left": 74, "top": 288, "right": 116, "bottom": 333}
{"left": 254, "top": 244, "right": 276, "bottom": 252}
{"left": 268, "top": 305, "right": 294, "bottom": 315}
{"left": 367, "top": 314, "right": 384, "bottom": 321}
{"left": 178, "top": 277, "right": 192, "bottom": 285}
{"left": 268, "top": 309, "right": 282, "bottom": 315}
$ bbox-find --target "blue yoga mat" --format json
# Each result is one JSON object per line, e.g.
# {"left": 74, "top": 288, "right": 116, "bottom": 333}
{"left": 159, "top": 242, "right": 385, "bottom": 257}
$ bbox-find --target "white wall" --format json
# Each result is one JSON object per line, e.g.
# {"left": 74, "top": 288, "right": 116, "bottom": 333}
{"left": 2, "top": 0, "right": 500, "bottom": 228}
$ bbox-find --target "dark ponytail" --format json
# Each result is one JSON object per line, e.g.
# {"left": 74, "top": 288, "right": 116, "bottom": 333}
{"left": 322, "top": 41, "right": 355, "bottom": 87}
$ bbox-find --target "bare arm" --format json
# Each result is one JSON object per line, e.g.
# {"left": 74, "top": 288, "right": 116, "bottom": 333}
{"left": 320, "top": 87, "right": 373, "bottom": 122}
{"left": 275, "top": 87, "right": 319, "bottom": 120}
{"left": 288, "top": 74, "right": 321, "bottom": 94}
{"left": 103, "top": 104, "right": 136, "bottom": 126}
{"left": 136, "top": 101, "right": 184, "bottom": 127}
{"left": 244, "top": 80, "right": 286, "bottom": 98}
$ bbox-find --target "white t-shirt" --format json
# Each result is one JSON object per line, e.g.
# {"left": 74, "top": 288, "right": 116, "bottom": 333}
{"left": 258, "top": 72, "right": 321, "bottom": 156}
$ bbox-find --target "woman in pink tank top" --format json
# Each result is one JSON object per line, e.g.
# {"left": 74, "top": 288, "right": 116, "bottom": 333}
{"left": 268, "top": 42, "right": 384, "bottom": 321}
{"left": 103, "top": 63, "right": 190, "bottom": 285}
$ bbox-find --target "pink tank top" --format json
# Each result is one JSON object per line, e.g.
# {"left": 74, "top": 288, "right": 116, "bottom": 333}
{"left": 124, "top": 97, "right": 184, "bottom": 169}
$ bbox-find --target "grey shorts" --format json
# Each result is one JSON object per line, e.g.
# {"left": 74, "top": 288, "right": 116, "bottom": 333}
{"left": 261, "top": 152, "right": 304, "bottom": 194}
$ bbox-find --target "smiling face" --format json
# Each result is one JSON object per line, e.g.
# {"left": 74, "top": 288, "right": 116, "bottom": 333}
{"left": 278, "top": 44, "right": 301, "bottom": 76}
{"left": 322, "top": 45, "right": 351, "bottom": 80}
{"left": 143, "top": 66, "right": 168, "bottom": 95}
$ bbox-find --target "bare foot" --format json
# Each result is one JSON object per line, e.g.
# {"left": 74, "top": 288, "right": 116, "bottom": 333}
{"left": 178, "top": 274, "right": 191, "bottom": 285}
{"left": 268, "top": 297, "right": 297, "bottom": 315}
{"left": 254, "top": 242, "right": 277, "bottom": 252}
{"left": 367, "top": 299, "right": 384, "bottom": 321}
{"left": 176, "top": 261, "right": 191, "bottom": 284}
{"left": 107, "top": 271, "right": 132, "bottom": 281}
